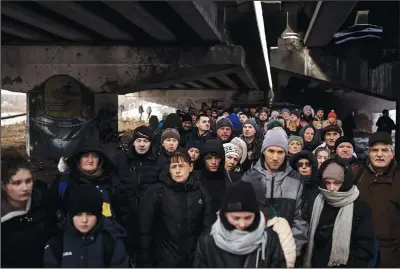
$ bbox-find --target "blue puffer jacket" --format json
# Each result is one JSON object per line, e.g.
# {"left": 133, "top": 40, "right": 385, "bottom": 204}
{"left": 44, "top": 217, "right": 129, "bottom": 268}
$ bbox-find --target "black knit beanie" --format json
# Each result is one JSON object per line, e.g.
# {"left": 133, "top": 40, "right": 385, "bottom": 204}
{"left": 291, "top": 110, "right": 300, "bottom": 118}
{"left": 334, "top": 136, "right": 355, "bottom": 151}
{"left": 68, "top": 184, "right": 103, "bottom": 218}
{"left": 132, "top": 125, "right": 153, "bottom": 141}
{"left": 220, "top": 181, "right": 261, "bottom": 231}
{"left": 182, "top": 113, "right": 192, "bottom": 123}
{"left": 163, "top": 113, "right": 182, "bottom": 129}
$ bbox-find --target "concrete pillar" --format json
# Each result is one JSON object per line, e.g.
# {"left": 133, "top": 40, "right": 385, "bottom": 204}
{"left": 27, "top": 74, "right": 118, "bottom": 161}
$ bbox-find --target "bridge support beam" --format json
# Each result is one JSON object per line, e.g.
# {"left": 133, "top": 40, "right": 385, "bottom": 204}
{"left": 1, "top": 45, "right": 246, "bottom": 94}
{"left": 304, "top": 1, "right": 357, "bottom": 48}
{"left": 270, "top": 47, "right": 400, "bottom": 101}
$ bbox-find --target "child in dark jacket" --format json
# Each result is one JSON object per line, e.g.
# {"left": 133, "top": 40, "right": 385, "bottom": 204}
{"left": 44, "top": 185, "right": 129, "bottom": 268}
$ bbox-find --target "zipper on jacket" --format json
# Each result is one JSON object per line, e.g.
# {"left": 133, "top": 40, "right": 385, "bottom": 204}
{"left": 270, "top": 177, "right": 275, "bottom": 198}
{"left": 138, "top": 162, "right": 143, "bottom": 187}
{"left": 181, "top": 189, "right": 188, "bottom": 264}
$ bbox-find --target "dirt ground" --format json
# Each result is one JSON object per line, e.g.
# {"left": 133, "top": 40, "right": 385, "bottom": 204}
{"left": 1, "top": 118, "right": 143, "bottom": 184}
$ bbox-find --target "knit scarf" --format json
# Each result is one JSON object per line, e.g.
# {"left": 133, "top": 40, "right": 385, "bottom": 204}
{"left": 211, "top": 212, "right": 268, "bottom": 261}
{"left": 304, "top": 185, "right": 359, "bottom": 267}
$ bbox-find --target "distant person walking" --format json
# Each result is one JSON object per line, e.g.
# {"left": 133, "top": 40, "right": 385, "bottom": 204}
{"left": 376, "top": 109, "right": 396, "bottom": 135}
{"left": 119, "top": 104, "right": 125, "bottom": 117}
{"left": 139, "top": 105, "right": 144, "bottom": 121}
{"left": 147, "top": 106, "right": 152, "bottom": 120}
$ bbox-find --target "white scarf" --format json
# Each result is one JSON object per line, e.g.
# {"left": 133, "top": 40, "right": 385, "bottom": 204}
{"left": 211, "top": 212, "right": 268, "bottom": 260}
{"left": 304, "top": 185, "right": 359, "bottom": 267}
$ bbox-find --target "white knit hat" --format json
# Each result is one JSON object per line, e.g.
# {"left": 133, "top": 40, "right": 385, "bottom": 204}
{"left": 223, "top": 143, "right": 239, "bottom": 159}
{"left": 230, "top": 137, "right": 247, "bottom": 164}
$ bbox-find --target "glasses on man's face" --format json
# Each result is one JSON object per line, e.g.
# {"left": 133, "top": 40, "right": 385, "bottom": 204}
{"left": 297, "top": 162, "right": 311, "bottom": 168}
{"left": 369, "top": 148, "right": 391, "bottom": 155}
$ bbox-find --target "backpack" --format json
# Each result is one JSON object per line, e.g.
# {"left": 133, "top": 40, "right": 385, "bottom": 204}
{"left": 49, "top": 230, "right": 115, "bottom": 267}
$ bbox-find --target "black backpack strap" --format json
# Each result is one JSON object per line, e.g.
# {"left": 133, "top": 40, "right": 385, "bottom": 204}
{"left": 49, "top": 232, "right": 64, "bottom": 265}
{"left": 103, "top": 230, "right": 116, "bottom": 268}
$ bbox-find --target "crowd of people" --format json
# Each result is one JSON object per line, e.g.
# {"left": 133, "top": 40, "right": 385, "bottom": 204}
{"left": 1, "top": 104, "right": 398, "bottom": 268}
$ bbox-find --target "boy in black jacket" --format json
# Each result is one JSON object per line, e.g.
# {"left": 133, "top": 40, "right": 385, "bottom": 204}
{"left": 138, "top": 151, "right": 213, "bottom": 267}
{"left": 44, "top": 185, "right": 129, "bottom": 268}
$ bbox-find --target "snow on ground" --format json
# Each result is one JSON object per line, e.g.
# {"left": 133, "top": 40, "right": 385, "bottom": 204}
{"left": 1, "top": 113, "right": 26, "bottom": 126}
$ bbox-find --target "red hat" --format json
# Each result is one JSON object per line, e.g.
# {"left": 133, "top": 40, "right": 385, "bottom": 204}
{"left": 328, "top": 110, "right": 337, "bottom": 119}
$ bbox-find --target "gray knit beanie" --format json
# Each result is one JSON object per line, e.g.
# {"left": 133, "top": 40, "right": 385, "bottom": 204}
{"left": 288, "top": 135, "right": 304, "bottom": 148}
{"left": 243, "top": 119, "right": 257, "bottom": 130}
{"left": 261, "top": 129, "right": 288, "bottom": 154}
{"left": 161, "top": 128, "right": 180, "bottom": 143}
{"left": 322, "top": 162, "right": 345, "bottom": 183}
{"left": 216, "top": 117, "right": 233, "bottom": 130}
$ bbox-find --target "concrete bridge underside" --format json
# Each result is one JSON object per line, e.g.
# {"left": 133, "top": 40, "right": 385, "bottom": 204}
{"left": 1, "top": 1, "right": 399, "bottom": 160}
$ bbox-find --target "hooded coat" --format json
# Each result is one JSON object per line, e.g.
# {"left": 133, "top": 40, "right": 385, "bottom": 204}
{"left": 50, "top": 138, "right": 130, "bottom": 223}
{"left": 1, "top": 184, "right": 58, "bottom": 268}
{"left": 299, "top": 124, "right": 321, "bottom": 152}
{"left": 227, "top": 113, "right": 243, "bottom": 133}
{"left": 306, "top": 159, "right": 375, "bottom": 268}
{"left": 44, "top": 217, "right": 129, "bottom": 268}
{"left": 241, "top": 157, "right": 308, "bottom": 256}
{"left": 300, "top": 106, "right": 315, "bottom": 124}
{"left": 50, "top": 138, "right": 134, "bottom": 257}
{"left": 194, "top": 139, "right": 241, "bottom": 218}
{"left": 138, "top": 173, "right": 213, "bottom": 267}
{"left": 152, "top": 113, "right": 182, "bottom": 146}
{"left": 289, "top": 151, "right": 320, "bottom": 222}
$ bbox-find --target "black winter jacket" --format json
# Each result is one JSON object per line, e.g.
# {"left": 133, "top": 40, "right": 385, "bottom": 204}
{"left": 50, "top": 138, "right": 132, "bottom": 224}
{"left": 49, "top": 138, "right": 134, "bottom": 257}
{"left": 310, "top": 199, "right": 375, "bottom": 268}
{"left": 44, "top": 217, "right": 129, "bottom": 268}
{"left": 240, "top": 135, "right": 263, "bottom": 172}
{"left": 115, "top": 143, "right": 164, "bottom": 199}
{"left": 289, "top": 151, "right": 320, "bottom": 221}
{"left": 138, "top": 173, "right": 213, "bottom": 267}
{"left": 1, "top": 186, "right": 58, "bottom": 268}
{"left": 193, "top": 227, "right": 287, "bottom": 268}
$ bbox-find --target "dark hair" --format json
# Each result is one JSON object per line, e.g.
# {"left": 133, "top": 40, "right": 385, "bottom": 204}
{"left": 223, "top": 108, "right": 231, "bottom": 114}
{"left": 1, "top": 149, "right": 32, "bottom": 185}
{"left": 168, "top": 151, "right": 192, "bottom": 165}
{"left": 197, "top": 114, "right": 210, "bottom": 122}
{"left": 149, "top": 115, "right": 159, "bottom": 128}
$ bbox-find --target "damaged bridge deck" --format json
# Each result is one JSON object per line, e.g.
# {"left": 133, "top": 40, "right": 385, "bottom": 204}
{"left": 1, "top": 1, "right": 261, "bottom": 93}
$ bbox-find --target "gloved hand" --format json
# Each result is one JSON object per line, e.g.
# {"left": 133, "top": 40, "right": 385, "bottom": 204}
{"left": 57, "top": 156, "right": 69, "bottom": 172}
